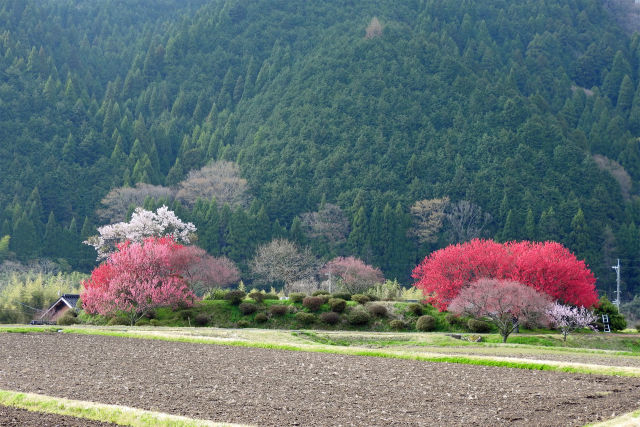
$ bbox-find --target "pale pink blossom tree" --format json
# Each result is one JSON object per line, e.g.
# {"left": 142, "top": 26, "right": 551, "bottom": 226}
{"left": 547, "top": 302, "right": 596, "bottom": 341}
{"left": 172, "top": 245, "right": 240, "bottom": 295}
{"left": 321, "top": 256, "right": 384, "bottom": 294}
{"left": 448, "top": 278, "right": 552, "bottom": 343}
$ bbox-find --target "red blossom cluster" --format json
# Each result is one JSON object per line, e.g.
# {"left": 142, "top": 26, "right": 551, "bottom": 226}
{"left": 412, "top": 239, "right": 598, "bottom": 310}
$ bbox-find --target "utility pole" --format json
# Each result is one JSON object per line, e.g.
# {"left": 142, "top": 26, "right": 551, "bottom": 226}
{"left": 612, "top": 258, "right": 621, "bottom": 310}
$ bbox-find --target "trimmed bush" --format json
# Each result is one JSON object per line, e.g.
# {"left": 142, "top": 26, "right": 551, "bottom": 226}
{"left": 135, "top": 318, "right": 150, "bottom": 326}
{"left": 328, "top": 298, "right": 347, "bottom": 313}
{"left": 289, "top": 293, "right": 306, "bottom": 304}
{"left": 445, "top": 313, "right": 459, "bottom": 325}
{"left": 255, "top": 313, "right": 268, "bottom": 323}
{"left": 331, "top": 292, "right": 351, "bottom": 301}
{"left": 248, "top": 291, "right": 265, "bottom": 304}
{"left": 467, "top": 319, "right": 491, "bottom": 333}
{"left": 205, "top": 288, "right": 229, "bottom": 300}
{"left": 320, "top": 311, "right": 341, "bottom": 325}
{"left": 368, "top": 304, "right": 387, "bottom": 317}
{"left": 107, "top": 315, "right": 130, "bottom": 326}
{"left": 347, "top": 308, "right": 370, "bottom": 325}
{"left": 224, "top": 290, "right": 246, "bottom": 305}
{"left": 303, "top": 296, "right": 324, "bottom": 312}
{"left": 263, "top": 293, "right": 280, "bottom": 300}
{"left": 390, "top": 319, "right": 406, "bottom": 330}
{"left": 194, "top": 313, "right": 211, "bottom": 326}
{"left": 312, "top": 290, "right": 330, "bottom": 296}
{"left": 351, "top": 294, "right": 370, "bottom": 305}
{"left": 239, "top": 302, "right": 258, "bottom": 315}
{"left": 365, "top": 293, "right": 379, "bottom": 302}
{"left": 295, "top": 312, "right": 316, "bottom": 325}
{"left": 269, "top": 304, "right": 288, "bottom": 316}
{"left": 237, "top": 320, "right": 250, "bottom": 328}
{"left": 416, "top": 315, "right": 436, "bottom": 332}
{"left": 57, "top": 310, "right": 78, "bottom": 325}
{"left": 407, "top": 303, "right": 423, "bottom": 316}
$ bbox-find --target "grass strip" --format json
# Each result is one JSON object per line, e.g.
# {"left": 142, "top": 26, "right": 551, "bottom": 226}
{"left": 0, "top": 389, "right": 247, "bottom": 427}
{"left": 2, "top": 326, "right": 638, "bottom": 377}
{"left": 585, "top": 408, "right": 640, "bottom": 427}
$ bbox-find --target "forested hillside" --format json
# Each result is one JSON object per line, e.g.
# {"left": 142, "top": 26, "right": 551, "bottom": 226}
{"left": 2, "top": 0, "right": 640, "bottom": 300}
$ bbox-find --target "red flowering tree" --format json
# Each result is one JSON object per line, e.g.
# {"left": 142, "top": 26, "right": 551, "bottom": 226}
{"left": 321, "top": 256, "right": 384, "bottom": 294}
{"left": 412, "top": 239, "right": 598, "bottom": 310}
{"left": 82, "top": 237, "right": 197, "bottom": 325}
{"left": 411, "top": 239, "right": 512, "bottom": 310}
{"left": 507, "top": 241, "right": 598, "bottom": 308}
{"left": 449, "top": 278, "right": 552, "bottom": 343}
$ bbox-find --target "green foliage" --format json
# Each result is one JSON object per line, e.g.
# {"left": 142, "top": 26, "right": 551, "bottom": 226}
{"left": 351, "top": 294, "right": 370, "bottom": 305}
{"left": 467, "top": 319, "right": 492, "bottom": 333}
{"left": 319, "top": 311, "right": 341, "bottom": 325}
{"left": 595, "top": 296, "right": 627, "bottom": 331}
{"left": 302, "top": 296, "right": 324, "bottom": 312}
{"left": 407, "top": 303, "right": 423, "bottom": 316}
{"left": 224, "top": 290, "right": 246, "bottom": 305}
{"left": 312, "top": 290, "right": 330, "bottom": 296}
{"left": 0, "top": 272, "right": 84, "bottom": 324}
{"left": 237, "top": 320, "right": 250, "bottom": 328}
{"left": 194, "top": 313, "right": 211, "bottom": 326}
{"left": 288, "top": 293, "right": 306, "bottom": 304}
{"left": 328, "top": 298, "right": 347, "bottom": 313}
{"left": 389, "top": 319, "right": 406, "bottom": 330}
{"left": 57, "top": 310, "right": 79, "bottom": 325}
{"left": 204, "top": 288, "right": 229, "bottom": 300}
{"left": 0, "top": 0, "right": 637, "bottom": 295}
{"left": 254, "top": 312, "right": 268, "bottom": 323}
{"left": 331, "top": 292, "right": 351, "bottom": 301}
{"left": 369, "top": 280, "right": 403, "bottom": 301}
{"left": 367, "top": 304, "right": 387, "bottom": 318}
{"left": 268, "top": 305, "right": 289, "bottom": 316}
{"left": 248, "top": 291, "right": 265, "bottom": 304}
{"left": 238, "top": 302, "right": 257, "bottom": 315}
{"left": 416, "top": 315, "right": 436, "bottom": 332}
{"left": 347, "top": 307, "right": 370, "bottom": 326}
{"left": 295, "top": 311, "right": 316, "bottom": 325}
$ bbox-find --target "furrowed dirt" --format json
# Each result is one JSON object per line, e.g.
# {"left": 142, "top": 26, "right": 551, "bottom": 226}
{"left": 0, "top": 333, "right": 639, "bottom": 426}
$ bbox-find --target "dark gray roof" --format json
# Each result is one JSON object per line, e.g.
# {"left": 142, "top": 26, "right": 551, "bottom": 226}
{"left": 60, "top": 294, "right": 80, "bottom": 308}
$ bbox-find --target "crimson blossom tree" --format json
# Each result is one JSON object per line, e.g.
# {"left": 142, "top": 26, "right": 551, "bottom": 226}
{"left": 81, "top": 237, "right": 197, "bottom": 325}
{"left": 321, "top": 256, "right": 384, "bottom": 294}
{"left": 449, "top": 278, "right": 552, "bottom": 343}
{"left": 412, "top": 239, "right": 598, "bottom": 310}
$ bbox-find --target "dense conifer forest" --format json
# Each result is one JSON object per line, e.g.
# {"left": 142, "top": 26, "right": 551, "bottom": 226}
{"left": 2, "top": 0, "right": 640, "bottom": 300}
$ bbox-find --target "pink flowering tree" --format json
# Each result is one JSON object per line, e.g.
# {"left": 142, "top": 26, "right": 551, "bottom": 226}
{"left": 81, "top": 237, "right": 196, "bottom": 325}
{"left": 321, "top": 256, "right": 384, "bottom": 294}
{"left": 172, "top": 246, "right": 240, "bottom": 295}
{"left": 448, "top": 278, "right": 552, "bottom": 343}
{"left": 547, "top": 302, "right": 596, "bottom": 341}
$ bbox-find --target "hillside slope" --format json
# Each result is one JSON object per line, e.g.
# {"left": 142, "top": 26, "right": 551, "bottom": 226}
{"left": 1, "top": 0, "right": 640, "bottom": 297}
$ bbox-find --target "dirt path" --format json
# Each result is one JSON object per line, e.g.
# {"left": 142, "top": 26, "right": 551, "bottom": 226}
{"left": 0, "top": 333, "right": 639, "bottom": 426}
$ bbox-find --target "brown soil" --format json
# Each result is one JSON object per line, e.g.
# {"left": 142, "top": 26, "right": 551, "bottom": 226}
{"left": 1, "top": 333, "right": 640, "bottom": 426}
{"left": 0, "top": 404, "right": 115, "bottom": 426}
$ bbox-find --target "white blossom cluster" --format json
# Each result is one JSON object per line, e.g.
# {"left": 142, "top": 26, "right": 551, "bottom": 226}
{"left": 85, "top": 205, "right": 196, "bottom": 259}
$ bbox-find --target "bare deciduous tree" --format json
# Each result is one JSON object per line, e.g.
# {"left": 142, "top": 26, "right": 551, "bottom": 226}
{"left": 175, "top": 161, "right": 252, "bottom": 208}
{"left": 97, "top": 183, "right": 175, "bottom": 223}
{"left": 365, "top": 17, "right": 383, "bottom": 39}
{"left": 300, "top": 203, "right": 350, "bottom": 246}
{"left": 445, "top": 200, "right": 492, "bottom": 243}
{"left": 410, "top": 197, "right": 450, "bottom": 244}
{"left": 250, "top": 239, "right": 319, "bottom": 287}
